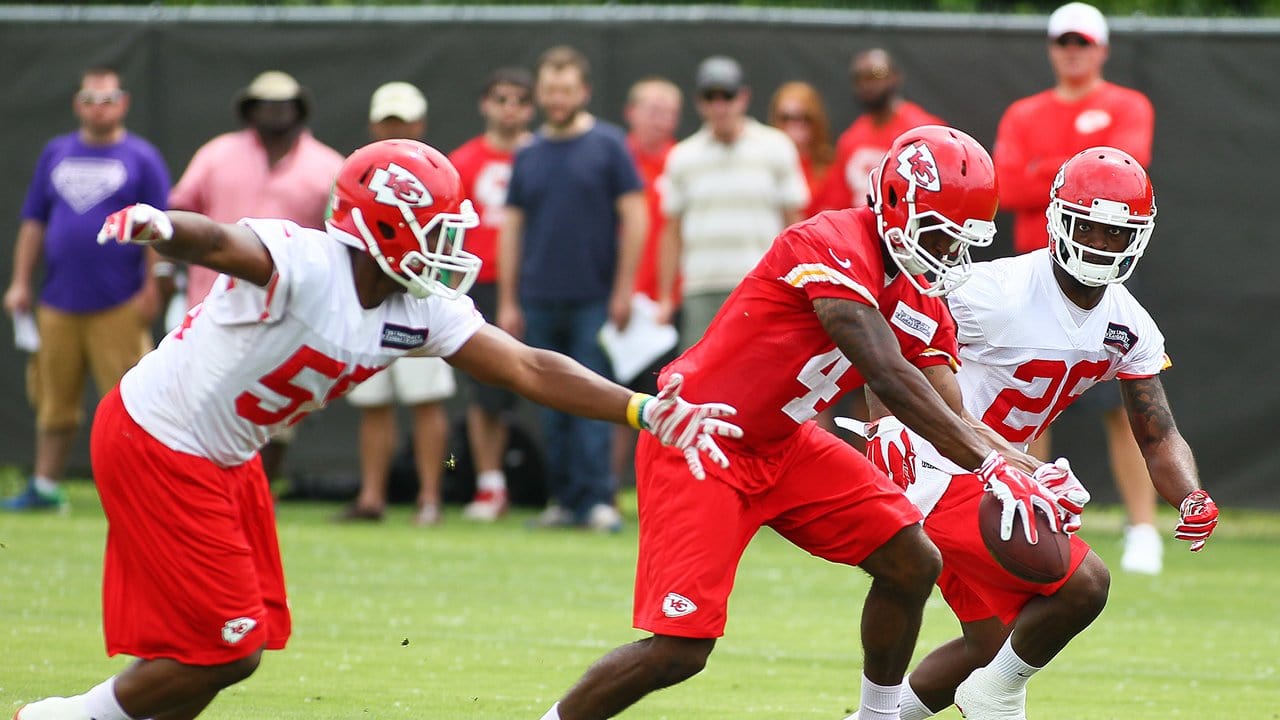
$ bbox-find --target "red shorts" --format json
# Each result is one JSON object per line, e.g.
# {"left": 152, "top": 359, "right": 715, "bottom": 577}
{"left": 925, "top": 474, "right": 1090, "bottom": 625}
{"left": 92, "top": 386, "right": 291, "bottom": 665}
{"left": 633, "top": 422, "right": 921, "bottom": 638}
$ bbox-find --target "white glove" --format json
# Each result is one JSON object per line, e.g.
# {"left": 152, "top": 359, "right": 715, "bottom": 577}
{"left": 977, "top": 451, "right": 1061, "bottom": 544}
{"left": 97, "top": 203, "right": 173, "bottom": 246}
{"left": 641, "top": 373, "right": 743, "bottom": 480}
{"left": 1033, "top": 457, "right": 1091, "bottom": 533}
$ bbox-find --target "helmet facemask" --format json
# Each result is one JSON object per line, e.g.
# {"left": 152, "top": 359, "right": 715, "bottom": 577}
{"left": 1047, "top": 196, "right": 1154, "bottom": 287}
{"left": 876, "top": 169, "right": 996, "bottom": 298}
{"left": 349, "top": 199, "right": 481, "bottom": 300}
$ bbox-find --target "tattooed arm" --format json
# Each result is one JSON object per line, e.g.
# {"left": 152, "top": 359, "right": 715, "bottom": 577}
{"left": 1121, "top": 375, "right": 1204, "bottom": 507}
{"left": 814, "top": 297, "right": 991, "bottom": 470}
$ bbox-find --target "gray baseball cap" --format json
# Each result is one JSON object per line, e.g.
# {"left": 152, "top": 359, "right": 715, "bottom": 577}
{"left": 695, "top": 56, "right": 744, "bottom": 94}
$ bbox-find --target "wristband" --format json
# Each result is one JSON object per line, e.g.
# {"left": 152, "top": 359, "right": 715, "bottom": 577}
{"left": 626, "top": 393, "right": 653, "bottom": 430}
{"left": 151, "top": 261, "right": 176, "bottom": 279}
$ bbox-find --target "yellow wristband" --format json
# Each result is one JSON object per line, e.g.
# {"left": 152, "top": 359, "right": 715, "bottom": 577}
{"left": 626, "top": 393, "right": 653, "bottom": 430}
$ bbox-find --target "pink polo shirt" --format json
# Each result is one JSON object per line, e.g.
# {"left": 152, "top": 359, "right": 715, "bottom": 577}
{"left": 169, "top": 128, "right": 345, "bottom": 307}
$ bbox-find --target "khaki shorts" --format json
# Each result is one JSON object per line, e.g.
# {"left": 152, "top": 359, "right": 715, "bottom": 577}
{"left": 346, "top": 355, "right": 456, "bottom": 408}
{"left": 29, "top": 301, "right": 152, "bottom": 430}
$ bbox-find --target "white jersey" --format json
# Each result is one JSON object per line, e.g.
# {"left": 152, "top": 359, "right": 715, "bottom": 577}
{"left": 868, "top": 250, "right": 1169, "bottom": 516}
{"left": 120, "top": 219, "right": 485, "bottom": 467}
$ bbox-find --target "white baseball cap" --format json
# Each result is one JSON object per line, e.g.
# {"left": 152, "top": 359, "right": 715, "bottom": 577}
{"left": 369, "top": 82, "right": 428, "bottom": 123}
{"left": 1047, "top": 2, "right": 1109, "bottom": 46}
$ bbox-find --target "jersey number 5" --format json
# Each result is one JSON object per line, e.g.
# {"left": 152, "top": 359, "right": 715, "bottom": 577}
{"left": 235, "top": 346, "right": 380, "bottom": 427}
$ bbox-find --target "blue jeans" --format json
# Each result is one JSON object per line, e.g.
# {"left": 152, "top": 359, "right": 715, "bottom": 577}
{"left": 522, "top": 299, "right": 615, "bottom": 522}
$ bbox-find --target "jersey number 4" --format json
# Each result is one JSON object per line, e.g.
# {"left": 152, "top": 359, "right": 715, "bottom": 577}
{"left": 981, "top": 358, "right": 1111, "bottom": 443}
{"left": 783, "top": 348, "right": 851, "bottom": 423}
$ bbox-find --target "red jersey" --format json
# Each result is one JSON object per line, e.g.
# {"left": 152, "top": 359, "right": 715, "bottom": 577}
{"left": 626, "top": 134, "right": 678, "bottom": 301}
{"left": 662, "top": 207, "right": 957, "bottom": 453}
{"left": 449, "top": 136, "right": 515, "bottom": 283}
{"left": 994, "top": 81, "right": 1154, "bottom": 254}
{"left": 809, "top": 101, "right": 943, "bottom": 215}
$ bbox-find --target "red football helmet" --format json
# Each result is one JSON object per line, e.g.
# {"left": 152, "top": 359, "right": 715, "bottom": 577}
{"left": 327, "top": 139, "right": 481, "bottom": 299}
{"left": 1047, "top": 147, "right": 1155, "bottom": 287}
{"left": 870, "top": 125, "right": 998, "bottom": 297}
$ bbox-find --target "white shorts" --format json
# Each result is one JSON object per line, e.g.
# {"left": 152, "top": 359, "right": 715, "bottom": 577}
{"left": 346, "top": 356, "right": 456, "bottom": 407}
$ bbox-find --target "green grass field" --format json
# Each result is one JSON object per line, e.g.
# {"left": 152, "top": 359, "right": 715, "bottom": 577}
{"left": 2, "top": 477, "right": 1277, "bottom": 719}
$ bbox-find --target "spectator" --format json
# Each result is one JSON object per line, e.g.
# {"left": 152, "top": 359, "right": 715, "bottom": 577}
{"left": 13, "top": 138, "right": 739, "bottom": 720}
{"left": 448, "top": 67, "right": 536, "bottom": 521}
{"left": 336, "top": 81, "right": 454, "bottom": 526}
{"left": 497, "top": 46, "right": 648, "bottom": 531}
{"left": 655, "top": 55, "right": 809, "bottom": 350}
{"left": 768, "top": 81, "right": 835, "bottom": 212}
{"left": 616, "top": 75, "right": 683, "bottom": 483}
{"left": 810, "top": 48, "right": 943, "bottom": 214}
{"left": 168, "top": 70, "right": 344, "bottom": 481}
{"left": 993, "top": 1, "right": 1160, "bottom": 573}
{"left": 2, "top": 66, "right": 169, "bottom": 512}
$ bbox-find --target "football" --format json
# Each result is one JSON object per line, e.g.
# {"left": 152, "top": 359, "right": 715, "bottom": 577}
{"left": 978, "top": 492, "right": 1072, "bottom": 584}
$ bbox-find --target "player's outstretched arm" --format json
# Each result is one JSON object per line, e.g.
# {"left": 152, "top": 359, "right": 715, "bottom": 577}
{"left": 98, "top": 204, "right": 275, "bottom": 288}
{"left": 448, "top": 324, "right": 741, "bottom": 479}
{"left": 1121, "top": 376, "right": 1219, "bottom": 550}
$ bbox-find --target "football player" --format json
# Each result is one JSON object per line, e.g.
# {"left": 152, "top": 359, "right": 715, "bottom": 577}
{"left": 538, "top": 126, "right": 1061, "bottom": 720}
{"left": 846, "top": 147, "right": 1218, "bottom": 720}
{"left": 13, "top": 139, "right": 743, "bottom": 720}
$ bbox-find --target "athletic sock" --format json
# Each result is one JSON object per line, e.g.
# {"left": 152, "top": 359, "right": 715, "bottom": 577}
{"left": 80, "top": 676, "right": 133, "bottom": 720}
{"left": 898, "top": 675, "right": 938, "bottom": 720}
{"left": 33, "top": 475, "right": 60, "bottom": 495}
{"left": 539, "top": 701, "right": 562, "bottom": 720}
{"left": 858, "top": 675, "right": 901, "bottom": 720}
{"left": 476, "top": 470, "right": 507, "bottom": 493}
{"left": 990, "top": 634, "right": 1042, "bottom": 691}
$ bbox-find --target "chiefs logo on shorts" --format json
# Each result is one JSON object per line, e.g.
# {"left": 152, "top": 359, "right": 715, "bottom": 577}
{"left": 221, "top": 616, "right": 258, "bottom": 645}
{"left": 661, "top": 592, "right": 698, "bottom": 618}
{"left": 894, "top": 142, "right": 941, "bottom": 193}
{"left": 368, "top": 162, "right": 435, "bottom": 208}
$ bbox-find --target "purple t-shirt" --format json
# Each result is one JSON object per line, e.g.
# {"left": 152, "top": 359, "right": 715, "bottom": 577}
{"left": 21, "top": 132, "right": 171, "bottom": 313}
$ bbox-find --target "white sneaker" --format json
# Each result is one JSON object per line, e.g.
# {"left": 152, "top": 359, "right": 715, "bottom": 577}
{"left": 954, "top": 667, "right": 1026, "bottom": 720}
{"left": 462, "top": 489, "right": 508, "bottom": 522}
{"left": 1121, "top": 523, "right": 1164, "bottom": 575}
{"left": 15, "top": 697, "right": 80, "bottom": 719}
{"left": 587, "top": 503, "right": 623, "bottom": 533}
{"left": 528, "top": 502, "right": 575, "bottom": 529}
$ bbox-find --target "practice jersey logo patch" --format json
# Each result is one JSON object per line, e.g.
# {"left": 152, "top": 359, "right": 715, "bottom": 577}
{"left": 890, "top": 301, "right": 939, "bottom": 344}
{"left": 661, "top": 592, "right": 698, "bottom": 618}
{"left": 895, "top": 142, "right": 940, "bottom": 192}
{"left": 381, "top": 323, "right": 429, "bottom": 350}
{"left": 369, "top": 162, "right": 434, "bottom": 208}
{"left": 221, "top": 617, "right": 257, "bottom": 645}
{"left": 1103, "top": 323, "right": 1137, "bottom": 354}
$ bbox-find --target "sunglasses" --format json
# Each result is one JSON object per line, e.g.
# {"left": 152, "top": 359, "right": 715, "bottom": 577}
{"left": 1053, "top": 33, "right": 1094, "bottom": 48}
{"left": 853, "top": 66, "right": 892, "bottom": 82}
{"left": 777, "top": 112, "right": 811, "bottom": 124}
{"left": 76, "top": 90, "right": 125, "bottom": 106}
{"left": 700, "top": 89, "right": 738, "bottom": 102}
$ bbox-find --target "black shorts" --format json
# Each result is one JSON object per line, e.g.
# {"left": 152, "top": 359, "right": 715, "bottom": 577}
{"left": 460, "top": 282, "right": 518, "bottom": 414}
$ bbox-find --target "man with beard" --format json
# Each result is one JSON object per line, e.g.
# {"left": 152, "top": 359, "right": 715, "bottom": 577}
{"left": 168, "top": 70, "right": 344, "bottom": 480}
{"left": 810, "top": 48, "right": 943, "bottom": 214}
{"left": 497, "top": 46, "right": 648, "bottom": 531}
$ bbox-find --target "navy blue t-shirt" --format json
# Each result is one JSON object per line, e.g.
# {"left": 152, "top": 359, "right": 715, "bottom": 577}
{"left": 506, "top": 120, "right": 642, "bottom": 303}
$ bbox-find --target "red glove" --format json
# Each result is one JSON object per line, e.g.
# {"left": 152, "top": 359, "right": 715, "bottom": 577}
{"left": 977, "top": 451, "right": 1061, "bottom": 544}
{"left": 864, "top": 417, "right": 918, "bottom": 491}
{"left": 640, "top": 373, "right": 743, "bottom": 480}
{"left": 1033, "top": 458, "right": 1091, "bottom": 533}
{"left": 1175, "top": 489, "right": 1218, "bottom": 552}
{"left": 97, "top": 203, "right": 173, "bottom": 246}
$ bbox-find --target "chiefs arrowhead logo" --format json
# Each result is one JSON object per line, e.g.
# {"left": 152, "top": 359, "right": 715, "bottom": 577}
{"left": 221, "top": 616, "right": 258, "bottom": 645}
{"left": 895, "top": 142, "right": 941, "bottom": 193}
{"left": 661, "top": 592, "right": 698, "bottom": 618}
{"left": 368, "top": 162, "right": 434, "bottom": 208}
